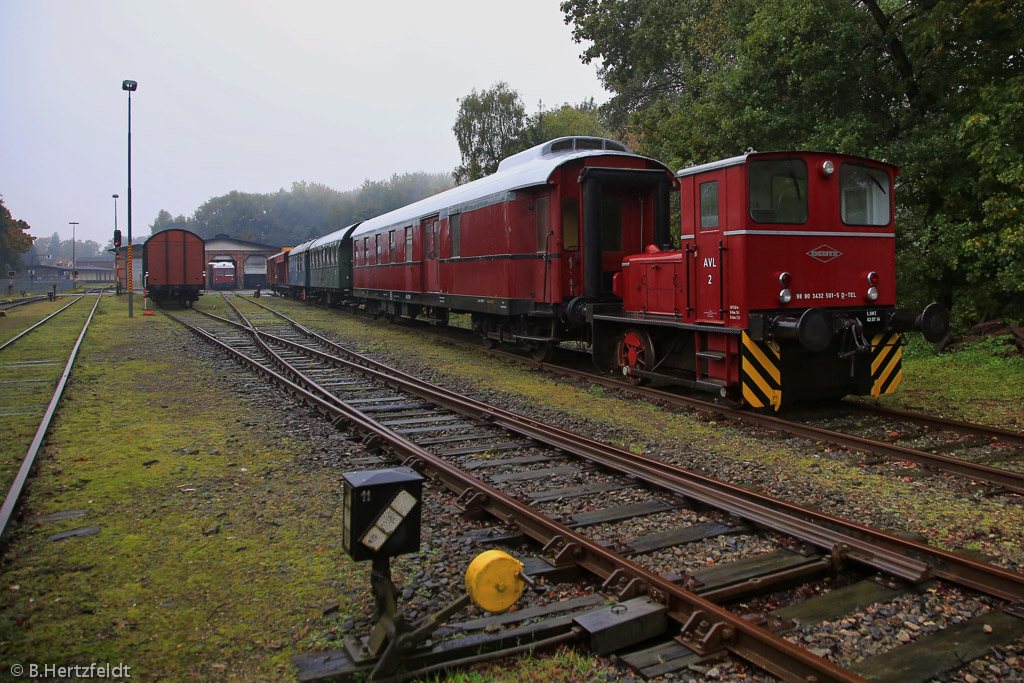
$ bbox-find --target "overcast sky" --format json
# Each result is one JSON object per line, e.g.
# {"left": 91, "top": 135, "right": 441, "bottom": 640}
{"left": 0, "top": 0, "right": 607, "bottom": 248}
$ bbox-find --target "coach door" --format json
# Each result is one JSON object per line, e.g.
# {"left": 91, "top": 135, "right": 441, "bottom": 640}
{"left": 693, "top": 173, "right": 725, "bottom": 323}
{"left": 420, "top": 216, "right": 440, "bottom": 293}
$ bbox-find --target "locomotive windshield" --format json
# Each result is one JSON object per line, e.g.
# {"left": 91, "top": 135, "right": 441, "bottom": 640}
{"left": 748, "top": 159, "right": 808, "bottom": 224}
{"left": 840, "top": 163, "right": 891, "bottom": 226}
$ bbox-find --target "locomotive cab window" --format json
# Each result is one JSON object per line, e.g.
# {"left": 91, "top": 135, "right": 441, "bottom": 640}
{"left": 700, "top": 181, "right": 719, "bottom": 229}
{"left": 749, "top": 159, "right": 808, "bottom": 224}
{"left": 840, "top": 164, "right": 891, "bottom": 226}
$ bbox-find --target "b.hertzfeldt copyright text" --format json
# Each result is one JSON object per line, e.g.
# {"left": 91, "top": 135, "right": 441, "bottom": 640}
{"left": 9, "top": 662, "right": 131, "bottom": 678}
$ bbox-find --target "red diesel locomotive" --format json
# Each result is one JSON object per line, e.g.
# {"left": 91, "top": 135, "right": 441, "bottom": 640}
{"left": 605, "top": 150, "right": 946, "bottom": 407}
{"left": 272, "top": 139, "right": 945, "bottom": 408}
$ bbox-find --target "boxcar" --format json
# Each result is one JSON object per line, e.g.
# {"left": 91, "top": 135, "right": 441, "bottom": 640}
{"left": 143, "top": 229, "right": 205, "bottom": 307}
{"left": 267, "top": 248, "right": 291, "bottom": 295}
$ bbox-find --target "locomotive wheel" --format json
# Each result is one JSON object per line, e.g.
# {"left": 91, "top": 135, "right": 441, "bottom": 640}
{"left": 619, "top": 328, "right": 654, "bottom": 385}
{"left": 481, "top": 336, "right": 497, "bottom": 349}
{"left": 530, "top": 341, "right": 555, "bottom": 363}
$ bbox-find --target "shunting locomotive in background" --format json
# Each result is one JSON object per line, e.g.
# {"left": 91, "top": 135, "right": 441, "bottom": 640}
{"left": 269, "top": 138, "right": 946, "bottom": 408}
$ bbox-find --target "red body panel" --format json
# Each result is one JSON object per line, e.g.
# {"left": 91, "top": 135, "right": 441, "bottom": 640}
{"left": 623, "top": 152, "right": 898, "bottom": 328}
{"left": 144, "top": 229, "right": 205, "bottom": 287}
{"left": 353, "top": 154, "right": 674, "bottom": 311}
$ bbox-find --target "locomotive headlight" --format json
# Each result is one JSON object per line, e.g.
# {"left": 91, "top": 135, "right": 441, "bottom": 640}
{"left": 864, "top": 271, "right": 879, "bottom": 300}
{"left": 779, "top": 288, "right": 793, "bottom": 304}
{"left": 820, "top": 160, "right": 835, "bottom": 177}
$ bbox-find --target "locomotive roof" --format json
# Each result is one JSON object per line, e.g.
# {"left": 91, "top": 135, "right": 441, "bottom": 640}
{"left": 676, "top": 150, "right": 898, "bottom": 177}
{"left": 340, "top": 137, "right": 668, "bottom": 241}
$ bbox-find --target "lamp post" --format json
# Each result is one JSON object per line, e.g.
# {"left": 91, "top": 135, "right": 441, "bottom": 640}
{"left": 122, "top": 79, "right": 137, "bottom": 317}
{"left": 68, "top": 221, "right": 78, "bottom": 289}
{"left": 113, "top": 194, "right": 120, "bottom": 294}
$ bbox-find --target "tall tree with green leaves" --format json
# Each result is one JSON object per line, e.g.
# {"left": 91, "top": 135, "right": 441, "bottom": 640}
{"left": 0, "top": 196, "right": 35, "bottom": 271}
{"left": 563, "top": 0, "right": 1024, "bottom": 324}
{"left": 453, "top": 82, "right": 529, "bottom": 184}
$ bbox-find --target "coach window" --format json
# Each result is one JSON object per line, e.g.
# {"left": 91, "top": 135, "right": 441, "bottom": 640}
{"left": 405, "top": 227, "right": 413, "bottom": 262}
{"left": 433, "top": 221, "right": 440, "bottom": 258}
{"left": 700, "top": 181, "right": 719, "bottom": 229}
{"left": 601, "top": 196, "right": 623, "bottom": 251}
{"left": 375, "top": 235, "right": 381, "bottom": 264}
{"left": 536, "top": 197, "right": 550, "bottom": 252}
{"left": 840, "top": 164, "right": 891, "bottom": 226}
{"left": 389, "top": 230, "right": 396, "bottom": 262}
{"left": 562, "top": 198, "right": 579, "bottom": 250}
{"left": 749, "top": 159, "right": 808, "bottom": 224}
{"left": 450, "top": 214, "right": 461, "bottom": 257}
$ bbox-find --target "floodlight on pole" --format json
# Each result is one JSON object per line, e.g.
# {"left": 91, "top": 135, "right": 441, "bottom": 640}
{"left": 122, "top": 79, "right": 137, "bottom": 317}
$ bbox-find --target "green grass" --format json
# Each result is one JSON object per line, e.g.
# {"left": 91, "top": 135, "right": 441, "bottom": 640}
{"left": 855, "top": 333, "right": 1024, "bottom": 428}
{"left": 2, "top": 294, "right": 1021, "bottom": 681}
{"left": 1, "top": 296, "right": 362, "bottom": 680}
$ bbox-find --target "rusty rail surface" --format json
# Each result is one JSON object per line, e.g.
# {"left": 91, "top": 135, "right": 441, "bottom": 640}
{"left": 168, "top": 301, "right": 1024, "bottom": 681}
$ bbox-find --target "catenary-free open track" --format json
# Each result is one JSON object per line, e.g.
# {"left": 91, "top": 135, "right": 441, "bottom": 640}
{"left": 164, "top": 295, "right": 1024, "bottom": 682}
{"left": 281, "top": 297, "right": 1024, "bottom": 500}
{"left": 0, "top": 293, "right": 102, "bottom": 538}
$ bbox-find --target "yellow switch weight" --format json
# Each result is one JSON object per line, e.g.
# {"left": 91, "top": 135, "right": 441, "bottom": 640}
{"left": 464, "top": 549, "right": 526, "bottom": 613}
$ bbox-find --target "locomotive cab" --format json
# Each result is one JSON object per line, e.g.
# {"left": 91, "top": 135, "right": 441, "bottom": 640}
{"left": 610, "top": 150, "right": 947, "bottom": 408}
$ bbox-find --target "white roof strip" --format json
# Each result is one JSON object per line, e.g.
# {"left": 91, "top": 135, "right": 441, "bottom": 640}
{"left": 350, "top": 137, "right": 665, "bottom": 240}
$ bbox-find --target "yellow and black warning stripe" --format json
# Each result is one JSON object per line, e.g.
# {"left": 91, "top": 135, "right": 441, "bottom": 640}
{"left": 870, "top": 332, "right": 903, "bottom": 397}
{"left": 741, "top": 332, "right": 782, "bottom": 410}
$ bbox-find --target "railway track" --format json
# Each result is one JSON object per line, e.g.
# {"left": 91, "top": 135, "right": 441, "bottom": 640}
{"left": 0, "top": 293, "right": 101, "bottom": 538}
{"left": 281, "top": 299, "right": 1024, "bottom": 500}
{"left": 166, "top": 296, "right": 1024, "bottom": 682}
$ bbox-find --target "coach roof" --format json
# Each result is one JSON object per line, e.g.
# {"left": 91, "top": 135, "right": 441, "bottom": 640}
{"left": 346, "top": 137, "right": 670, "bottom": 241}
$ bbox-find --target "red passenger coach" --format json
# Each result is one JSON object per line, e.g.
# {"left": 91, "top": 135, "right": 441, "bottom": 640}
{"left": 350, "top": 137, "right": 677, "bottom": 359}
{"left": 142, "top": 228, "right": 205, "bottom": 307}
{"left": 606, "top": 151, "right": 946, "bottom": 407}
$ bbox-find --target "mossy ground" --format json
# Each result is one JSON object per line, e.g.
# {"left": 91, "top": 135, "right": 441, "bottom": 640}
{"left": 1, "top": 297, "right": 362, "bottom": 680}
{"left": 1, "top": 293, "right": 1021, "bottom": 681}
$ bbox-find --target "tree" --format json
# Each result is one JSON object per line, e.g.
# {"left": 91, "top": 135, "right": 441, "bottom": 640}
{"left": 453, "top": 82, "right": 529, "bottom": 184}
{"left": 529, "top": 98, "right": 607, "bottom": 144}
{"left": 562, "top": 0, "right": 1024, "bottom": 325}
{"left": 46, "top": 231, "right": 62, "bottom": 260}
{"left": 151, "top": 172, "right": 452, "bottom": 249}
{"left": 0, "top": 195, "right": 34, "bottom": 271}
